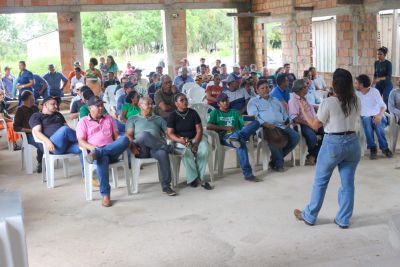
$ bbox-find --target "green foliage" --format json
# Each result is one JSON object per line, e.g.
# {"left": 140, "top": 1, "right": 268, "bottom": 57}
{"left": 266, "top": 23, "right": 282, "bottom": 49}
{"left": 186, "top": 9, "right": 233, "bottom": 53}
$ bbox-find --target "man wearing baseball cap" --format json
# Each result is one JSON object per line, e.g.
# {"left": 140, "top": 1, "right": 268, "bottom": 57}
{"left": 76, "top": 96, "right": 130, "bottom": 207}
{"left": 288, "top": 79, "right": 324, "bottom": 165}
{"left": 223, "top": 74, "right": 250, "bottom": 114}
{"left": 207, "top": 93, "right": 261, "bottom": 182}
{"left": 29, "top": 96, "right": 80, "bottom": 158}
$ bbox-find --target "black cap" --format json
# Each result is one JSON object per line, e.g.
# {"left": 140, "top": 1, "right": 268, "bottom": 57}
{"left": 87, "top": 96, "right": 105, "bottom": 106}
{"left": 216, "top": 93, "right": 229, "bottom": 103}
{"left": 42, "top": 96, "right": 61, "bottom": 105}
{"left": 147, "top": 71, "right": 156, "bottom": 78}
{"left": 124, "top": 81, "right": 135, "bottom": 89}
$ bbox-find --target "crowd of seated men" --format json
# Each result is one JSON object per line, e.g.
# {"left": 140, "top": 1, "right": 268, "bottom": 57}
{"left": 1, "top": 55, "right": 399, "bottom": 208}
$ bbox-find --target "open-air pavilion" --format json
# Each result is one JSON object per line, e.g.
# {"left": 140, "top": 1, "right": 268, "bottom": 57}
{"left": 1, "top": 0, "right": 400, "bottom": 266}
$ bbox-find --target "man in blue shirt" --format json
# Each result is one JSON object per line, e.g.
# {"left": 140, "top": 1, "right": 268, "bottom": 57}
{"left": 43, "top": 64, "right": 68, "bottom": 97}
{"left": 270, "top": 73, "right": 290, "bottom": 110}
{"left": 248, "top": 79, "right": 299, "bottom": 172}
{"left": 116, "top": 82, "right": 135, "bottom": 115}
{"left": 1, "top": 66, "right": 15, "bottom": 100}
{"left": 33, "top": 74, "right": 48, "bottom": 100}
{"left": 173, "top": 67, "right": 194, "bottom": 93}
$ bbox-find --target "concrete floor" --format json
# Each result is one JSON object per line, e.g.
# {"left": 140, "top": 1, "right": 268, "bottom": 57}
{"left": 1, "top": 146, "right": 400, "bottom": 267}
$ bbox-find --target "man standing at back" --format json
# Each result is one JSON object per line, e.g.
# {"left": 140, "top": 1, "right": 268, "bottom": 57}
{"left": 43, "top": 64, "right": 68, "bottom": 97}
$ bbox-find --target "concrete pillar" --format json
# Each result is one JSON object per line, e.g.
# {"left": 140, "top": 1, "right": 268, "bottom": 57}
{"left": 281, "top": 17, "right": 312, "bottom": 78}
{"left": 253, "top": 22, "right": 265, "bottom": 69}
{"left": 238, "top": 16, "right": 255, "bottom": 67}
{"left": 57, "top": 12, "right": 84, "bottom": 76}
{"left": 161, "top": 9, "right": 187, "bottom": 78}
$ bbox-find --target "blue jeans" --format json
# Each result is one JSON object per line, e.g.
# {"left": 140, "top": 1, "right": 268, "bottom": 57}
{"left": 49, "top": 89, "right": 64, "bottom": 97}
{"left": 26, "top": 133, "right": 43, "bottom": 163}
{"left": 115, "top": 119, "right": 125, "bottom": 134}
{"left": 302, "top": 134, "right": 361, "bottom": 226}
{"left": 94, "top": 136, "right": 130, "bottom": 196}
{"left": 268, "top": 127, "right": 300, "bottom": 169}
{"left": 49, "top": 126, "right": 80, "bottom": 155}
{"left": 222, "top": 120, "right": 260, "bottom": 177}
{"left": 360, "top": 116, "right": 388, "bottom": 150}
{"left": 301, "top": 125, "right": 324, "bottom": 157}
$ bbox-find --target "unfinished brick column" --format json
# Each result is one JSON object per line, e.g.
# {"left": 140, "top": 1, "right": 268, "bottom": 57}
{"left": 281, "top": 17, "right": 312, "bottom": 78}
{"left": 238, "top": 16, "right": 255, "bottom": 67}
{"left": 162, "top": 9, "right": 187, "bottom": 78}
{"left": 336, "top": 8, "right": 378, "bottom": 78}
{"left": 57, "top": 12, "right": 84, "bottom": 76}
{"left": 253, "top": 22, "right": 265, "bottom": 69}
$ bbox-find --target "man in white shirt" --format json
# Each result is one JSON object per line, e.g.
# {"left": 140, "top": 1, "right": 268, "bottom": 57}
{"left": 70, "top": 67, "right": 85, "bottom": 94}
{"left": 355, "top": 74, "right": 392, "bottom": 159}
{"left": 309, "top": 67, "right": 327, "bottom": 91}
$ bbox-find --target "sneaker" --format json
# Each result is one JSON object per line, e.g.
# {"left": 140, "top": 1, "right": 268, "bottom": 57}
{"left": 294, "top": 209, "right": 314, "bottom": 226}
{"left": 383, "top": 149, "right": 393, "bottom": 158}
{"left": 36, "top": 162, "right": 42, "bottom": 173}
{"left": 163, "top": 187, "right": 177, "bottom": 196}
{"left": 189, "top": 179, "right": 199, "bottom": 188}
{"left": 201, "top": 182, "right": 213, "bottom": 190}
{"left": 85, "top": 150, "right": 97, "bottom": 164}
{"left": 227, "top": 137, "right": 241, "bottom": 148}
{"left": 369, "top": 148, "right": 378, "bottom": 160}
{"left": 244, "top": 175, "right": 263, "bottom": 182}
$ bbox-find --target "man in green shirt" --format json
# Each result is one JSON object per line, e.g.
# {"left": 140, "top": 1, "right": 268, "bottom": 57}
{"left": 125, "top": 96, "right": 183, "bottom": 196}
{"left": 207, "top": 93, "right": 261, "bottom": 182}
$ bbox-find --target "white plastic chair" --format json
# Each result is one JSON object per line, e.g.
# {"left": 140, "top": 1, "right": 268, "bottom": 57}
{"left": 0, "top": 118, "right": 13, "bottom": 151}
{"left": 169, "top": 138, "right": 215, "bottom": 186}
{"left": 32, "top": 131, "right": 80, "bottom": 189}
{"left": 389, "top": 113, "right": 399, "bottom": 153}
{"left": 186, "top": 83, "right": 206, "bottom": 104}
{"left": 189, "top": 103, "right": 215, "bottom": 126}
{"left": 182, "top": 82, "right": 198, "bottom": 95}
{"left": 103, "top": 85, "right": 118, "bottom": 114}
{"left": 80, "top": 148, "right": 130, "bottom": 201}
{"left": 256, "top": 128, "right": 296, "bottom": 171}
{"left": 130, "top": 155, "right": 162, "bottom": 194}
{"left": 15, "top": 132, "right": 36, "bottom": 174}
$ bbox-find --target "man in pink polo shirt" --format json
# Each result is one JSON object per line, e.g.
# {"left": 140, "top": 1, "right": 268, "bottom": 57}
{"left": 288, "top": 79, "right": 324, "bottom": 165}
{"left": 76, "top": 96, "right": 129, "bottom": 207}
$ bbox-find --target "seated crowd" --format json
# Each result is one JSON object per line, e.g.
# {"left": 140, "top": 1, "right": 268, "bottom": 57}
{"left": 1, "top": 55, "right": 399, "bottom": 208}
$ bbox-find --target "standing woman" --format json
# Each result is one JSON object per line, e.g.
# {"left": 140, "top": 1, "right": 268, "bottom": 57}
{"left": 106, "top": 55, "right": 119, "bottom": 78}
{"left": 166, "top": 93, "right": 213, "bottom": 190}
{"left": 373, "top": 46, "right": 393, "bottom": 107}
{"left": 16, "top": 61, "right": 34, "bottom": 105}
{"left": 294, "top": 68, "right": 361, "bottom": 229}
{"left": 85, "top": 57, "right": 103, "bottom": 97}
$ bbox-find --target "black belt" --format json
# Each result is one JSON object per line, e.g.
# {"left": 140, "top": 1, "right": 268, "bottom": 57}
{"left": 325, "top": 131, "right": 355, "bottom": 135}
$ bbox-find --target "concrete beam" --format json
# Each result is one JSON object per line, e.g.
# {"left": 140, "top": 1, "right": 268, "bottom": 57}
{"left": 0, "top": 2, "right": 248, "bottom": 14}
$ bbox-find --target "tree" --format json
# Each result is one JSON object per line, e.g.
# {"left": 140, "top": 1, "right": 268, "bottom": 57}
{"left": 81, "top": 12, "right": 111, "bottom": 55}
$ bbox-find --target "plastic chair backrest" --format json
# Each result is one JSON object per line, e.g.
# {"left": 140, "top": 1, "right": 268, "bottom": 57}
{"left": 182, "top": 82, "right": 198, "bottom": 95}
{"left": 187, "top": 85, "right": 206, "bottom": 104}
{"left": 189, "top": 103, "right": 215, "bottom": 126}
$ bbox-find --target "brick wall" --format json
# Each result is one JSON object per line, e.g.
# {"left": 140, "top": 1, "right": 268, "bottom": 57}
{"left": 238, "top": 16, "right": 255, "bottom": 67}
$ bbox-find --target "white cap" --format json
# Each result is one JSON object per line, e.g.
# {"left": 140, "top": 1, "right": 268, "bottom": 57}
{"left": 74, "top": 82, "right": 85, "bottom": 92}
{"left": 232, "top": 63, "right": 241, "bottom": 68}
